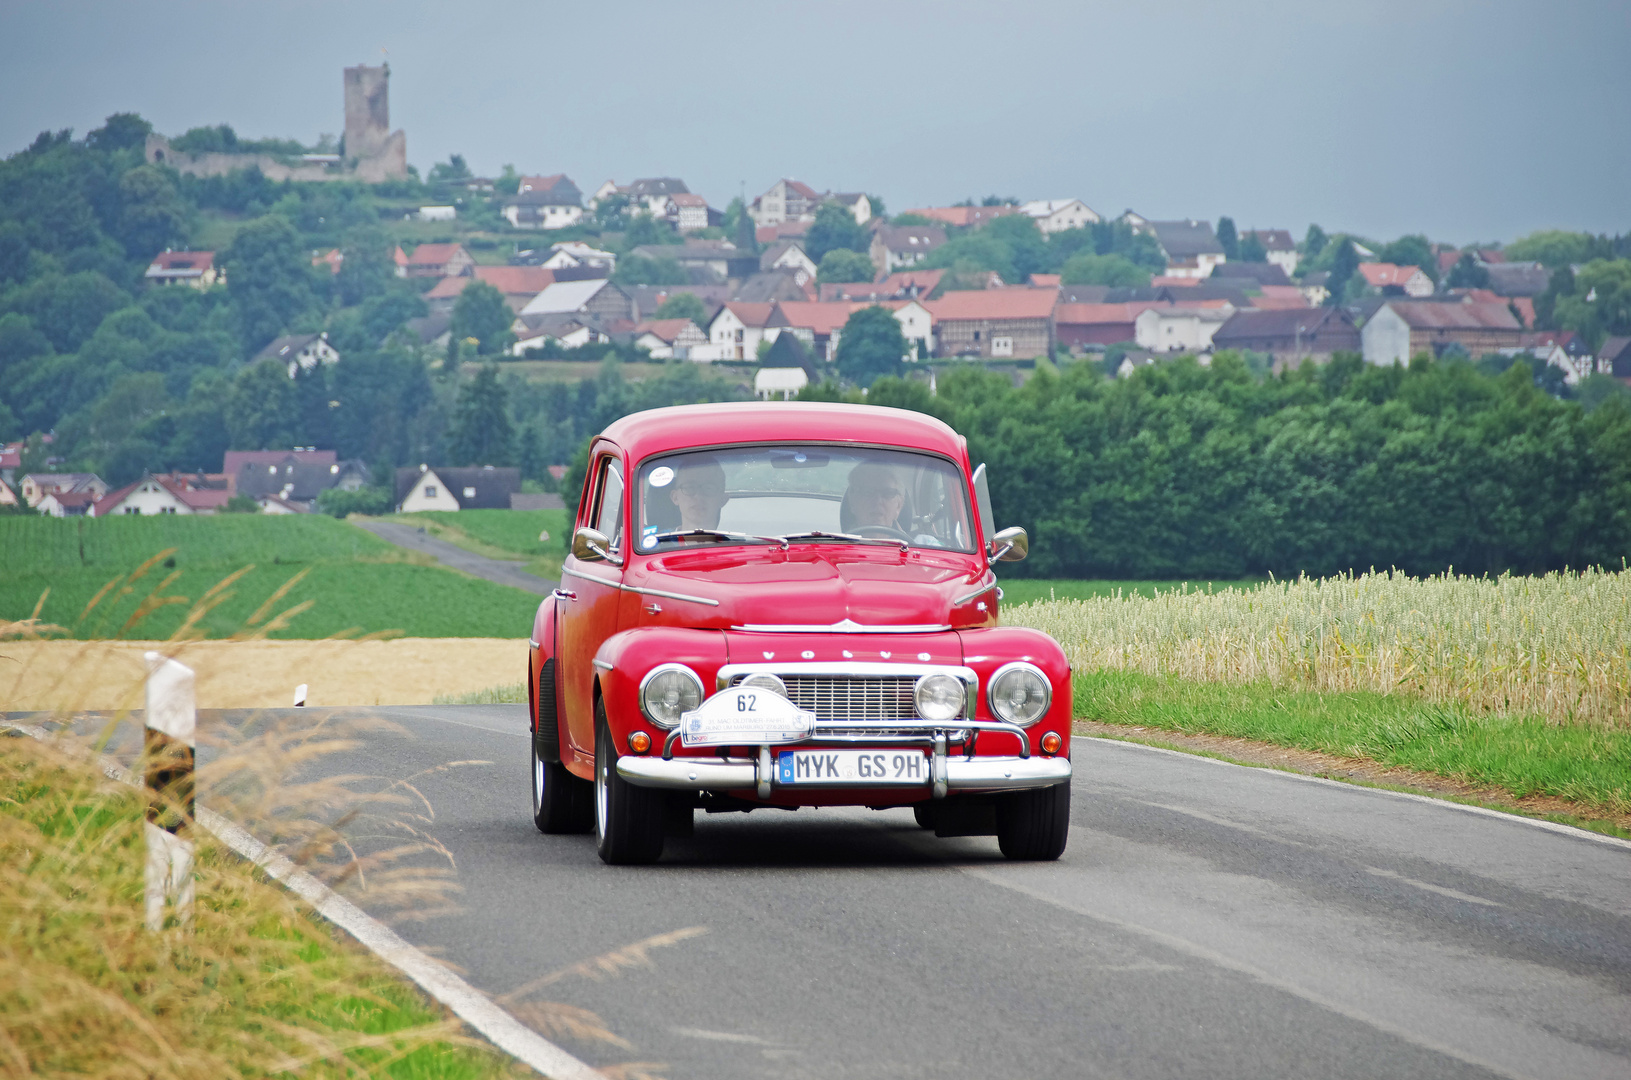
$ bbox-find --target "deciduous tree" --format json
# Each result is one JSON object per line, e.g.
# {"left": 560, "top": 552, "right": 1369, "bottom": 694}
{"left": 835, "top": 306, "right": 906, "bottom": 387}
{"left": 446, "top": 363, "right": 514, "bottom": 466}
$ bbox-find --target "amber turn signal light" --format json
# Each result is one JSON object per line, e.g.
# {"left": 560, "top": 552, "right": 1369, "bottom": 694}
{"left": 628, "top": 730, "right": 652, "bottom": 753}
{"left": 1039, "top": 731, "right": 1062, "bottom": 755}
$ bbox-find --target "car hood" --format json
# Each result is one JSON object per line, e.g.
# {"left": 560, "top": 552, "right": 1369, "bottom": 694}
{"left": 627, "top": 546, "right": 992, "bottom": 631}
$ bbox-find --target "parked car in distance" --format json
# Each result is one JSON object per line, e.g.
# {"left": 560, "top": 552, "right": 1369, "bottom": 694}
{"left": 527, "top": 401, "right": 1073, "bottom": 864}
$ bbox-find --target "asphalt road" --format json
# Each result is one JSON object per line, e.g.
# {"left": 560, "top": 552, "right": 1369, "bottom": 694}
{"left": 352, "top": 519, "right": 556, "bottom": 595}
{"left": 69, "top": 705, "right": 1631, "bottom": 1080}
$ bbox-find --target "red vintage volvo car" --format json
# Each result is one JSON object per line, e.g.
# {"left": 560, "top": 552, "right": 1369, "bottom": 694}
{"left": 527, "top": 401, "right": 1072, "bottom": 864}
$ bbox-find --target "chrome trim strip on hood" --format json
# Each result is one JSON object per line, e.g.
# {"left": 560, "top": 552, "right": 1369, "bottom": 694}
{"left": 562, "top": 564, "right": 720, "bottom": 607}
{"left": 734, "top": 618, "right": 951, "bottom": 633}
{"left": 953, "top": 577, "right": 997, "bottom": 606}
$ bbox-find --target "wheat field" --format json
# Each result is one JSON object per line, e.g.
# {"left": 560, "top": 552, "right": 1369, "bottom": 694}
{"left": 1005, "top": 568, "right": 1631, "bottom": 727}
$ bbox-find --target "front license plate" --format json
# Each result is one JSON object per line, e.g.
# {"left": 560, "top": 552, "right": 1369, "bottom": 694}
{"left": 777, "top": 749, "right": 929, "bottom": 785}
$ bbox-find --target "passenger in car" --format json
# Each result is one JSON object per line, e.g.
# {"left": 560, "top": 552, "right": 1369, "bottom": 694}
{"left": 668, "top": 457, "right": 730, "bottom": 531}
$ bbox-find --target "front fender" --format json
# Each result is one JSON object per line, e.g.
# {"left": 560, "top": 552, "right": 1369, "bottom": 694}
{"left": 528, "top": 594, "right": 561, "bottom": 760}
{"left": 957, "top": 626, "right": 1073, "bottom": 756}
{"left": 593, "top": 627, "right": 730, "bottom": 742}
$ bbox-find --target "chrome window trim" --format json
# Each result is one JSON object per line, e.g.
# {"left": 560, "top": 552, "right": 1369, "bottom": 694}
{"left": 986, "top": 660, "right": 1052, "bottom": 727}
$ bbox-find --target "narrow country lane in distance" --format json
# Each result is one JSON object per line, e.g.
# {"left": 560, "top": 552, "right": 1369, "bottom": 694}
{"left": 65, "top": 705, "right": 1631, "bottom": 1080}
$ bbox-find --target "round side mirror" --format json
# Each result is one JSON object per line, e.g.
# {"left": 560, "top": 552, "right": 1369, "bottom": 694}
{"left": 990, "top": 526, "right": 1028, "bottom": 562}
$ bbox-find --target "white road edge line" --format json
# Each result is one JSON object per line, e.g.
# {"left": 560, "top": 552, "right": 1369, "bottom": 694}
{"left": 5, "top": 722, "right": 601, "bottom": 1080}
{"left": 1083, "top": 735, "right": 1631, "bottom": 852}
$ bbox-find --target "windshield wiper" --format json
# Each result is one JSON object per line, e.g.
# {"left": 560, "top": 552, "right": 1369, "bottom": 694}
{"left": 776, "top": 530, "right": 909, "bottom": 551}
{"left": 651, "top": 529, "right": 789, "bottom": 549}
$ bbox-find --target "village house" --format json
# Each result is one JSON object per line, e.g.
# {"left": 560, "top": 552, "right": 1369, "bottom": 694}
{"left": 1018, "top": 199, "right": 1100, "bottom": 234}
{"left": 20, "top": 472, "right": 108, "bottom": 508}
{"left": 405, "top": 242, "right": 475, "bottom": 278}
{"left": 756, "top": 221, "right": 811, "bottom": 245}
{"left": 1497, "top": 331, "right": 1597, "bottom": 384}
{"left": 1483, "top": 261, "right": 1551, "bottom": 297}
{"left": 705, "top": 302, "right": 788, "bottom": 360}
{"left": 1299, "top": 271, "right": 1331, "bottom": 307}
{"left": 1246, "top": 285, "right": 1311, "bottom": 310}
{"left": 1145, "top": 220, "right": 1227, "bottom": 279}
{"left": 510, "top": 313, "right": 611, "bottom": 354}
{"left": 622, "top": 284, "right": 733, "bottom": 322}
{"left": 503, "top": 175, "right": 585, "bottom": 230}
{"left": 425, "top": 266, "right": 559, "bottom": 313}
{"left": 590, "top": 178, "right": 691, "bottom": 218}
{"left": 1054, "top": 302, "right": 1157, "bottom": 350}
{"left": 665, "top": 193, "right": 710, "bottom": 232}
{"left": 1596, "top": 337, "right": 1631, "bottom": 382}
{"left": 0, "top": 477, "right": 17, "bottom": 508}
{"left": 749, "top": 180, "right": 825, "bottom": 227}
{"left": 1361, "top": 301, "right": 1525, "bottom": 365}
{"left": 831, "top": 193, "right": 872, "bottom": 225}
{"left": 518, "top": 279, "right": 636, "bottom": 325}
{"left": 926, "top": 287, "right": 1058, "bottom": 359}
{"left": 232, "top": 453, "right": 368, "bottom": 512}
{"left": 760, "top": 240, "right": 818, "bottom": 281}
{"left": 394, "top": 465, "right": 521, "bottom": 512}
{"left": 633, "top": 318, "right": 708, "bottom": 360}
{"left": 755, "top": 332, "right": 820, "bottom": 400}
{"left": 1211, "top": 262, "right": 1293, "bottom": 288}
{"left": 1210, "top": 307, "right": 1363, "bottom": 371}
{"left": 1135, "top": 304, "right": 1234, "bottom": 354}
{"left": 538, "top": 241, "right": 616, "bottom": 271}
{"left": 630, "top": 240, "right": 757, "bottom": 281}
{"left": 254, "top": 332, "right": 340, "bottom": 377}
{"left": 870, "top": 225, "right": 947, "bottom": 274}
{"left": 1244, "top": 230, "right": 1300, "bottom": 277}
{"left": 820, "top": 270, "right": 945, "bottom": 303}
{"left": 93, "top": 472, "right": 234, "bottom": 516}
{"left": 1357, "top": 262, "right": 1435, "bottom": 298}
{"left": 145, "top": 250, "right": 220, "bottom": 288}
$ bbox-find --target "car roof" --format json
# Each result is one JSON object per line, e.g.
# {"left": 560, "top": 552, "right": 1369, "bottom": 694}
{"left": 597, "top": 401, "right": 967, "bottom": 462}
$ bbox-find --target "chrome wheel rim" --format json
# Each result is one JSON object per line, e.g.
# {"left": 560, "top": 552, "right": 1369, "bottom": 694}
{"left": 595, "top": 749, "right": 609, "bottom": 838}
{"left": 532, "top": 750, "right": 544, "bottom": 813}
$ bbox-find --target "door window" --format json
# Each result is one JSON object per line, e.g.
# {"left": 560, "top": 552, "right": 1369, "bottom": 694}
{"left": 591, "top": 457, "right": 625, "bottom": 554}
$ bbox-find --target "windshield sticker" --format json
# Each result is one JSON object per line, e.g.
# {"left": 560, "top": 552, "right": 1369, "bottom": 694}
{"left": 649, "top": 466, "right": 675, "bottom": 488}
{"left": 641, "top": 524, "right": 659, "bottom": 549}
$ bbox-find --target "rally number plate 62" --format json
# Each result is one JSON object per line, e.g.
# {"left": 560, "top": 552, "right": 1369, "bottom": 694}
{"left": 777, "top": 749, "right": 929, "bottom": 785}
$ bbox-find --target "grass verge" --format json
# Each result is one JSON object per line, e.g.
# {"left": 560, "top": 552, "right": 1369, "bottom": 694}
{"left": 376, "top": 509, "right": 570, "bottom": 582}
{"left": 0, "top": 732, "right": 525, "bottom": 1079}
{"left": 433, "top": 682, "right": 527, "bottom": 706}
{"left": 1074, "top": 669, "right": 1631, "bottom": 820}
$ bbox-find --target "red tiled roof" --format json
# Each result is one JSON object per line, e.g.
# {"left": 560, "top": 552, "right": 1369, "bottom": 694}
{"left": 408, "top": 243, "right": 467, "bottom": 267}
{"left": 784, "top": 180, "right": 822, "bottom": 201}
{"left": 927, "top": 287, "right": 1059, "bottom": 322}
{"left": 1248, "top": 286, "right": 1309, "bottom": 310}
{"left": 149, "top": 250, "right": 215, "bottom": 271}
{"left": 394, "top": 246, "right": 409, "bottom": 267}
{"left": 719, "top": 302, "right": 779, "bottom": 327}
{"left": 1055, "top": 302, "right": 1160, "bottom": 325}
{"left": 633, "top": 318, "right": 700, "bottom": 342}
{"left": 1358, "top": 262, "right": 1426, "bottom": 287}
{"left": 1511, "top": 296, "right": 1535, "bottom": 328}
{"left": 518, "top": 174, "right": 567, "bottom": 193}
{"left": 425, "top": 266, "right": 556, "bottom": 299}
{"left": 312, "top": 248, "right": 343, "bottom": 273}
{"left": 905, "top": 206, "right": 1018, "bottom": 228}
{"left": 756, "top": 222, "right": 810, "bottom": 244}
{"left": 1028, "top": 274, "right": 1061, "bottom": 287}
{"left": 222, "top": 449, "right": 336, "bottom": 476}
{"left": 773, "top": 302, "right": 865, "bottom": 337}
{"left": 669, "top": 193, "right": 707, "bottom": 207}
{"left": 1151, "top": 276, "right": 1200, "bottom": 287}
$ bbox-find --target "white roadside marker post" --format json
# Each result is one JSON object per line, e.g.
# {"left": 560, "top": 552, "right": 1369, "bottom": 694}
{"left": 143, "top": 651, "right": 196, "bottom": 931}
{"left": 293, "top": 683, "right": 308, "bottom": 707}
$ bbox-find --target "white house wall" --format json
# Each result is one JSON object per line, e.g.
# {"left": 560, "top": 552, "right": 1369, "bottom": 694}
{"left": 1360, "top": 306, "right": 1413, "bottom": 366}
{"left": 398, "top": 470, "right": 463, "bottom": 513}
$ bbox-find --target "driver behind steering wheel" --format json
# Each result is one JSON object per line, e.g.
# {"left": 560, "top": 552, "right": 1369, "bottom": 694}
{"left": 843, "top": 460, "right": 942, "bottom": 545}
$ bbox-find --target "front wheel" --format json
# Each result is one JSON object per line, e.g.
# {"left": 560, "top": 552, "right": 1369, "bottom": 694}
{"left": 531, "top": 735, "right": 591, "bottom": 834}
{"left": 594, "top": 704, "right": 666, "bottom": 865}
{"left": 996, "top": 780, "right": 1070, "bottom": 860}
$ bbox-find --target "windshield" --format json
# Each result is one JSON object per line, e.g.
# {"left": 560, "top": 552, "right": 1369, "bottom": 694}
{"left": 635, "top": 445, "right": 975, "bottom": 553}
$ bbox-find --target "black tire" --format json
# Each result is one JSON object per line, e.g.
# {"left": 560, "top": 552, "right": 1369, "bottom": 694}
{"left": 531, "top": 731, "right": 591, "bottom": 833}
{"left": 594, "top": 702, "right": 666, "bottom": 865}
{"left": 996, "top": 780, "right": 1070, "bottom": 860}
{"left": 912, "top": 802, "right": 938, "bottom": 830}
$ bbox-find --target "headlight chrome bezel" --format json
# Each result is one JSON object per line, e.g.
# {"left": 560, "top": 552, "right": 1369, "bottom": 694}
{"left": 987, "top": 661, "right": 1052, "bottom": 727}
{"left": 913, "top": 672, "right": 966, "bottom": 721}
{"left": 638, "top": 663, "right": 704, "bottom": 729}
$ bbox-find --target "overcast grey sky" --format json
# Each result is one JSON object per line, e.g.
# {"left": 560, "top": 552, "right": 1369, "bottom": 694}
{"left": 2, "top": 0, "right": 1626, "bottom": 245}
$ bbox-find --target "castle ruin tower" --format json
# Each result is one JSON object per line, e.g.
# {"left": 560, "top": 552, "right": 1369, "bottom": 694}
{"left": 342, "top": 63, "right": 407, "bottom": 181}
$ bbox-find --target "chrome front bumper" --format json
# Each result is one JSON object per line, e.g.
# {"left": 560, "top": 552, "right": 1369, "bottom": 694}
{"left": 617, "top": 753, "right": 1071, "bottom": 795}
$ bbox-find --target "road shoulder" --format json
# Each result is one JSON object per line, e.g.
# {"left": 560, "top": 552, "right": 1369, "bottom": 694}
{"left": 1073, "top": 719, "right": 1631, "bottom": 840}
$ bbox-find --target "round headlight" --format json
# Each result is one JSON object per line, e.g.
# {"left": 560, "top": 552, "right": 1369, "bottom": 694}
{"left": 740, "top": 673, "right": 789, "bottom": 698}
{"left": 914, "top": 673, "right": 966, "bottom": 722}
{"left": 987, "top": 663, "right": 1051, "bottom": 726}
{"left": 639, "top": 664, "right": 703, "bottom": 728}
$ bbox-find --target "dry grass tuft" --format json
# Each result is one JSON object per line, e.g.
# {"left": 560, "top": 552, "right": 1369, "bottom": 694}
{"left": 1007, "top": 568, "right": 1631, "bottom": 727}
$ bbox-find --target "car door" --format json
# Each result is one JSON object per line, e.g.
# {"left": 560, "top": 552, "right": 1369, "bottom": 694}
{"left": 559, "top": 447, "right": 628, "bottom": 764}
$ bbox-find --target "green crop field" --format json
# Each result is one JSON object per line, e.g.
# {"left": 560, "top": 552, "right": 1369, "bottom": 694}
{"left": 1, "top": 515, "right": 539, "bottom": 639}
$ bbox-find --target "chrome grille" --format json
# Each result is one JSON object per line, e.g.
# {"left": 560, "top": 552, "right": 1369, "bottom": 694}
{"left": 731, "top": 674, "right": 917, "bottom": 723}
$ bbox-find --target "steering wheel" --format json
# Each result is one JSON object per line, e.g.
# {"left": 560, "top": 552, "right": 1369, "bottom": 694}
{"left": 854, "top": 524, "right": 913, "bottom": 542}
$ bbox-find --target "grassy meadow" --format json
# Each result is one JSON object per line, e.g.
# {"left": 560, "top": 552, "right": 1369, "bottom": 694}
{"left": 0, "top": 514, "right": 540, "bottom": 639}
{"left": 1006, "top": 569, "right": 1631, "bottom": 822}
{"left": 377, "top": 507, "right": 571, "bottom": 581}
